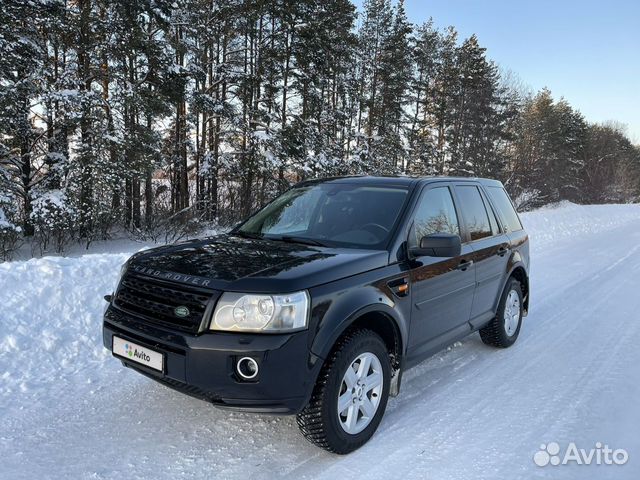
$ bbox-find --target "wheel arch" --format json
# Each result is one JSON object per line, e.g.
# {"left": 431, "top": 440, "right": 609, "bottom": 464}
{"left": 313, "top": 303, "right": 406, "bottom": 366}
{"left": 499, "top": 263, "right": 529, "bottom": 315}
{"left": 310, "top": 301, "right": 407, "bottom": 397}
{"left": 347, "top": 309, "right": 404, "bottom": 369}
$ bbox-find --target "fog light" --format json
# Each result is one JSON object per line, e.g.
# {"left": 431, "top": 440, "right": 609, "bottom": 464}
{"left": 236, "top": 357, "right": 259, "bottom": 380}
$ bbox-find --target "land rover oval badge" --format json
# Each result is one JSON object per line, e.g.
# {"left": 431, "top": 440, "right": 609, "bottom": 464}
{"left": 174, "top": 306, "right": 190, "bottom": 318}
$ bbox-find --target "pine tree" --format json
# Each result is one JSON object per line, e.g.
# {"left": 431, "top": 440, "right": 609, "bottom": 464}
{"left": 431, "top": 26, "right": 458, "bottom": 174}
{"left": 582, "top": 124, "right": 639, "bottom": 203}
{"left": 448, "top": 35, "right": 505, "bottom": 178}
{"left": 407, "top": 20, "right": 440, "bottom": 175}
{"left": 0, "top": 0, "right": 50, "bottom": 236}
{"left": 373, "top": 0, "right": 412, "bottom": 171}
{"left": 356, "top": 0, "right": 393, "bottom": 171}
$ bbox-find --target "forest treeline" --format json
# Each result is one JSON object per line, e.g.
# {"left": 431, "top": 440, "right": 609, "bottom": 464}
{"left": 1, "top": 0, "right": 639, "bottom": 258}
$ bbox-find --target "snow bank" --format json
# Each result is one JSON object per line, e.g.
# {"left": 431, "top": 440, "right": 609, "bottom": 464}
{"left": 0, "top": 253, "right": 129, "bottom": 405}
{"left": 520, "top": 201, "right": 640, "bottom": 251}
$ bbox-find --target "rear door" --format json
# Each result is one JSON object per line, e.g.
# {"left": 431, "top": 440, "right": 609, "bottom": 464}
{"left": 407, "top": 184, "right": 476, "bottom": 359}
{"left": 453, "top": 184, "right": 511, "bottom": 325}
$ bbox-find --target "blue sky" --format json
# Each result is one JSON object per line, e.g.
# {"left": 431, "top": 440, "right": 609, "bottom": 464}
{"left": 354, "top": 0, "right": 640, "bottom": 142}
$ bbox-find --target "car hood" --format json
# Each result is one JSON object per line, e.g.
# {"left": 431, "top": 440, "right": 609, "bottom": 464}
{"left": 127, "top": 234, "right": 389, "bottom": 293}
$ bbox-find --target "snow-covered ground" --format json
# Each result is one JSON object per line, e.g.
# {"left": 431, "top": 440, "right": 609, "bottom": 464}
{"left": 1, "top": 202, "right": 639, "bottom": 479}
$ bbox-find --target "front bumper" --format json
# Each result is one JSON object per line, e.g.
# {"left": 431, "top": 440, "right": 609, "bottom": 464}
{"left": 103, "top": 305, "right": 322, "bottom": 414}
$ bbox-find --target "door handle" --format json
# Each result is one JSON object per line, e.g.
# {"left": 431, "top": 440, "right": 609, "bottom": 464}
{"left": 456, "top": 260, "right": 474, "bottom": 271}
{"left": 497, "top": 246, "right": 509, "bottom": 257}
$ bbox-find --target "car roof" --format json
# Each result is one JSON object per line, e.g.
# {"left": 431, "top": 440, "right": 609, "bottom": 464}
{"left": 295, "top": 175, "right": 503, "bottom": 188}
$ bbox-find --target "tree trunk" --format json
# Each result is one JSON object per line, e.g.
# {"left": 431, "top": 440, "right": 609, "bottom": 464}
{"left": 77, "top": 0, "right": 93, "bottom": 236}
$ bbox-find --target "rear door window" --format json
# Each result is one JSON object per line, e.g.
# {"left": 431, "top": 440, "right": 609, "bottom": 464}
{"left": 486, "top": 186, "right": 523, "bottom": 232}
{"left": 455, "top": 185, "right": 493, "bottom": 241}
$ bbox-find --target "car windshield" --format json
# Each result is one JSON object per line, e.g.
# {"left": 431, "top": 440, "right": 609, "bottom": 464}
{"left": 236, "top": 183, "right": 409, "bottom": 249}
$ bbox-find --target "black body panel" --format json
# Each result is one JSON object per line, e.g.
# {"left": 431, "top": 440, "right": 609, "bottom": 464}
{"left": 129, "top": 235, "right": 389, "bottom": 293}
{"left": 104, "top": 307, "right": 322, "bottom": 413}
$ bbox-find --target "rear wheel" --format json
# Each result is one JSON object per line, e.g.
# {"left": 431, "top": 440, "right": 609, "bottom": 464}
{"left": 479, "top": 278, "right": 524, "bottom": 348}
{"left": 296, "top": 329, "right": 391, "bottom": 454}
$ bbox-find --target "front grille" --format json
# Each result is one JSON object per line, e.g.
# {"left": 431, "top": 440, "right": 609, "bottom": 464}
{"left": 113, "top": 273, "right": 214, "bottom": 332}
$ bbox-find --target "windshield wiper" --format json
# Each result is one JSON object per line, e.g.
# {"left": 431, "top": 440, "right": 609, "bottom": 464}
{"left": 232, "top": 231, "right": 264, "bottom": 240}
{"left": 234, "top": 231, "right": 327, "bottom": 247}
{"left": 278, "top": 236, "right": 328, "bottom": 247}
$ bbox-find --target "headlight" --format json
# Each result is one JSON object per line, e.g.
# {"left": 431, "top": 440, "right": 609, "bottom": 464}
{"left": 211, "top": 291, "right": 310, "bottom": 333}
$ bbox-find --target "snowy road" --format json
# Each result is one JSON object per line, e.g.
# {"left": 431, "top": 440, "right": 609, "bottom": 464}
{"left": 1, "top": 203, "right": 639, "bottom": 479}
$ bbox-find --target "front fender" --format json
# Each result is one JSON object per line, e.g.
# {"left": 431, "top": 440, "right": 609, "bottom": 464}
{"left": 307, "top": 272, "right": 411, "bottom": 362}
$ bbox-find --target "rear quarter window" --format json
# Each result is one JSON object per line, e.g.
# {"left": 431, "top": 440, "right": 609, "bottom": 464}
{"left": 486, "top": 187, "right": 523, "bottom": 232}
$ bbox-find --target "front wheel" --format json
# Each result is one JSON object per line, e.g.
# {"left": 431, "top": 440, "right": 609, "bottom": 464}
{"left": 479, "top": 278, "right": 524, "bottom": 348}
{"left": 296, "top": 329, "right": 391, "bottom": 454}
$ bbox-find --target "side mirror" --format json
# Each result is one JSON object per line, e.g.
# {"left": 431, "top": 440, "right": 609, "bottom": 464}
{"left": 410, "top": 233, "right": 461, "bottom": 258}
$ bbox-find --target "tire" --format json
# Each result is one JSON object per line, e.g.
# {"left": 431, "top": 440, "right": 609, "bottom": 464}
{"left": 479, "top": 278, "right": 524, "bottom": 348}
{"left": 296, "top": 329, "right": 391, "bottom": 454}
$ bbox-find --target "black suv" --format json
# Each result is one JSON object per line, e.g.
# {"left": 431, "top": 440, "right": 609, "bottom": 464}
{"left": 103, "top": 176, "right": 529, "bottom": 453}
